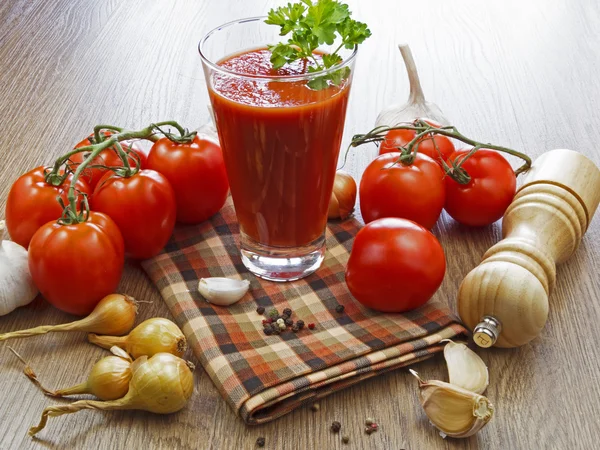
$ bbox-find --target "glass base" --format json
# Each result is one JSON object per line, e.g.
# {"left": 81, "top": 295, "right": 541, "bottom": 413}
{"left": 240, "top": 233, "right": 326, "bottom": 282}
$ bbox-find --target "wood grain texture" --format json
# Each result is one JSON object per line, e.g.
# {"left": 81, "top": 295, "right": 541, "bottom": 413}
{"left": 1, "top": 0, "right": 599, "bottom": 448}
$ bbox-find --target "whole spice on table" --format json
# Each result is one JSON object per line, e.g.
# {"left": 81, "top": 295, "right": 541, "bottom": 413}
{"left": 267, "top": 308, "right": 279, "bottom": 319}
{"left": 311, "top": 403, "right": 320, "bottom": 412}
{"left": 308, "top": 323, "right": 315, "bottom": 330}
{"left": 13, "top": 346, "right": 132, "bottom": 401}
{"left": 335, "top": 304, "right": 345, "bottom": 313}
{"left": 88, "top": 317, "right": 186, "bottom": 358}
{"left": 198, "top": 277, "right": 250, "bottom": 306}
{"left": 0, "top": 220, "right": 38, "bottom": 316}
{"left": 0, "top": 294, "right": 137, "bottom": 342}
{"left": 443, "top": 340, "right": 489, "bottom": 394}
{"left": 342, "top": 435, "right": 350, "bottom": 444}
{"left": 331, "top": 421, "right": 341, "bottom": 433}
{"left": 409, "top": 369, "right": 494, "bottom": 438}
{"left": 284, "top": 317, "right": 293, "bottom": 327}
{"left": 282, "top": 308, "right": 292, "bottom": 317}
{"left": 29, "top": 353, "right": 195, "bottom": 436}
{"left": 256, "top": 306, "right": 265, "bottom": 315}
{"left": 256, "top": 437, "right": 265, "bottom": 447}
{"left": 296, "top": 320, "right": 305, "bottom": 330}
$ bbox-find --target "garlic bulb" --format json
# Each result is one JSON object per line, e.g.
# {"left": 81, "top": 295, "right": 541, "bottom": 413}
{"left": 0, "top": 220, "right": 38, "bottom": 316}
{"left": 409, "top": 370, "right": 494, "bottom": 438}
{"left": 443, "top": 340, "right": 489, "bottom": 394}
{"left": 198, "top": 277, "right": 250, "bottom": 306}
{"left": 375, "top": 44, "right": 449, "bottom": 128}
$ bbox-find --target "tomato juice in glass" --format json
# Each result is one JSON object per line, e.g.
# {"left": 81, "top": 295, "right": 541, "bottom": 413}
{"left": 199, "top": 18, "right": 356, "bottom": 281}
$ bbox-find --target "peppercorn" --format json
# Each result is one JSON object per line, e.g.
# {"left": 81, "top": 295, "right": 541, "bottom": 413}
{"left": 267, "top": 308, "right": 279, "bottom": 319}
{"left": 283, "top": 307, "right": 292, "bottom": 316}
{"left": 365, "top": 418, "right": 374, "bottom": 426}
{"left": 278, "top": 322, "right": 286, "bottom": 330}
{"left": 371, "top": 423, "right": 379, "bottom": 431}
{"left": 296, "top": 320, "right": 305, "bottom": 329}
{"left": 310, "top": 403, "right": 320, "bottom": 412}
{"left": 256, "top": 437, "right": 265, "bottom": 447}
{"left": 262, "top": 320, "right": 270, "bottom": 327}
{"left": 276, "top": 318, "right": 285, "bottom": 325}
{"left": 335, "top": 304, "right": 345, "bottom": 313}
{"left": 365, "top": 426, "right": 374, "bottom": 435}
{"left": 272, "top": 327, "right": 281, "bottom": 335}
{"left": 292, "top": 324, "right": 300, "bottom": 332}
{"left": 285, "top": 318, "right": 293, "bottom": 326}
{"left": 266, "top": 318, "right": 273, "bottom": 324}
{"left": 308, "top": 323, "right": 315, "bottom": 330}
{"left": 264, "top": 328, "right": 273, "bottom": 336}
{"left": 342, "top": 435, "right": 350, "bottom": 444}
{"left": 331, "top": 421, "right": 341, "bottom": 433}
{"left": 256, "top": 306, "right": 265, "bottom": 315}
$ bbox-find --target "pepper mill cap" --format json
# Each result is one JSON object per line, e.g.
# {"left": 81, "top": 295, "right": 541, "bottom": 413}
{"left": 473, "top": 316, "right": 502, "bottom": 348}
{"left": 520, "top": 149, "right": 600, "bottom": 231}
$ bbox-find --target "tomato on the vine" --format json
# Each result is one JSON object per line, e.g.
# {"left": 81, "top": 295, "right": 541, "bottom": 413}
{"left": 91, "top": 170, "right": 176, "bottom": 259}
{"left": 359, "top": 152, "right": 445, "bottom": 229}
{"left": 28, "top": 212, "right": 124, "bottom": 316}
{"left": 345, "top": 217, "right": 446, "bottom": 313}
{"left": 5, "top": 167, "right": 91, "bottom": 248}
{"left": 70, "top": 132, "right": 147, "bottom": 189}
{"left": 444, "top": 149, "right": 516, "bottom": 226}
{"left": 378, "top": 119, "right": 455, "bottom": 164}
{"left": 147, "top": 136, "right": 229, "bottom": 224}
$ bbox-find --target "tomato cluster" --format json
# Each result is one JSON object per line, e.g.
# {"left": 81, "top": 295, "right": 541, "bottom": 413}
{"left": 5, "top": 129, "right": 229, "bottom": 315}
{"left": 347, "top": 119, "right": 519, "bottom": 313}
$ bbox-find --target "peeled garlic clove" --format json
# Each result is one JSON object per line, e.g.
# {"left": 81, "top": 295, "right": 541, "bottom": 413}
{"left": 409, "top": 370, "right": 494, "bottom": 438}
{"left": 443, "top": 340, "right": 489, "bottom": 394}
{"left": 198, "top": 277, "right": 250, "bottom": 306}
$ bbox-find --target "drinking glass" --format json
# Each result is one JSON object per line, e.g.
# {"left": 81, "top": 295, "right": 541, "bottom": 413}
{"left": 199, "top": 17, "right": 356, "bottom": 281}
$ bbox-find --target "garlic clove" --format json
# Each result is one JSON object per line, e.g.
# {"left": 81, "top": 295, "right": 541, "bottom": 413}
{"left": 409, "top": 370, "right": 494, "bottom": 438}
{"left": 443, "top": 340, "right": 489, "bottom": 394}
{"left": 375, "top": 44, "right": 449, "bottom": 128}
{"left": 198, "top": 277, "right": 250, "bottom": 306}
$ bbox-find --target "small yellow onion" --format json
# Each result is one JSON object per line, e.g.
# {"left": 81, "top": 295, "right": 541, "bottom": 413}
{"left": 328, "top": 171, "right": 357, "bottom": 220}
{"left": 88, "top": 317, "right": 187, "bottom": 358}
{"left": 20, "top": 346, "right": 133, "bottom": 401}
{"left": 0, "top": 294, "right": 138, "bottom": 341}
{"left": 29, "top": 353, "right": 195, "bottom": 436}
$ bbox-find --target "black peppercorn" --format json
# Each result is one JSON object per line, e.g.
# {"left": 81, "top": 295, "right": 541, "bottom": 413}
{"left": 335, "top": 304, "right": 345, "bottom": 313}
{"left": 256, "top": 437, "right": 265, "bottom": 447}
{"left": 331, "top": 421, "right": 341, "bottom": 433}
{"left": 272, "top": 327, "right": 281, "bottom": 335}
{"left": 264, "top": 328, "right": 273, "bottom": 336}
{"left": 283, "top": 307, "right": 292, "bottom": 316}
{"left": 285, "top": 317, "right": 293, "bottom": 326}
{"left": 291, "top": 324, "right": 300, "bottom": 332}
{"left": 296, "top": 320, "right": 305, "bottom": 329}
{"left": 256, "top": 306, "right": 265, "bottom": 315}
{"left": 342, "top": 435, "right": 349, "bottom": 444}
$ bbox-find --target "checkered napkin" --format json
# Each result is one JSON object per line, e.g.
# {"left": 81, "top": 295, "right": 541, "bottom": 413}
{"left": 141, "top": 197, "right": 466, "bottom": 424}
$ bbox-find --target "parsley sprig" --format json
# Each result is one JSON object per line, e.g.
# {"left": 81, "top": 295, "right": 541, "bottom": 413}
{"left": 265, "top": 0, "right": 371, "bottom": 90}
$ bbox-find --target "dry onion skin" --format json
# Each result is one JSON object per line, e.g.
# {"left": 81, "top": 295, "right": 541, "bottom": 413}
{"left": 29, "top": 353, "right": 195, "bottom": 436}
{"left": 328, "top": 171, "right": 357, "bottom": 220}
{"left": 0, "top": 294, "right": 138, "bottom": 342}
{"left": 88, "top": 317, "right": 187, "bottom": 358}
{"left": 20, "top": 346, "right": 133, "bottom": 401}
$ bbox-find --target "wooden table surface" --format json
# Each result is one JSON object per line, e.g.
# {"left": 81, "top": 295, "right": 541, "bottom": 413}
{"left": 1, "top": 0, "right": 599, "bottom": 449}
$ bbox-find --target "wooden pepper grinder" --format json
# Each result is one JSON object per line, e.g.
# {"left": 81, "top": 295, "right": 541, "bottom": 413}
{"left": 457, "top": 149, "right": 600, "bottom": 348}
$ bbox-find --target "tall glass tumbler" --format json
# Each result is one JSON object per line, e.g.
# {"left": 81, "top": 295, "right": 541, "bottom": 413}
{"left": 199, "top": 17, "right": 356, "bottom": 282}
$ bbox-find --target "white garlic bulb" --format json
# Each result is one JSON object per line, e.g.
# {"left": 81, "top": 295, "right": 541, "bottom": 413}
{"left": 375, "top": 44, "right": 449, "bottom": 128}
{"left": 0, "top": 220, "right": 38, "bottom": 315}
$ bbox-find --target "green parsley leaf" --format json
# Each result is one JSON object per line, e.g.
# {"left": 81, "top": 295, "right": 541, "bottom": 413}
{"left": 265, "top": 0, "right": 371, "bottom": 90}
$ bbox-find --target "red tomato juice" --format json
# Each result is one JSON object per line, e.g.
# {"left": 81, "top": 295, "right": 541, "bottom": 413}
{"left": 208, "top": 49, "right": 351, "bottom": 247}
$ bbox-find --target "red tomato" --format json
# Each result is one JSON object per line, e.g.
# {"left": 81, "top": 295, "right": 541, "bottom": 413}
{"left": 91, "top": 170, "right": 176, "bottom": 259}
{"left": 379, "top": 120, "right": 454, "bottom": 164}
{"left": 5, "top": 167, "right": 91, "bottom": 248}
{"left": 70, "top": 132, "right": 147, "bottom": 189}
{"left": 147, "top": 136, "right": 229, "bottom": 224}
{"left": 444, "top": 149, "right": 516, "bottom": 226}
{"left": 345, "top": 217, "right": 446, "bottom": 313}
{"left": 28, "top": 212, "right": 124, "bottom": 315}
{"left": 359, "top": 152, "right": 445, "bottom": 229}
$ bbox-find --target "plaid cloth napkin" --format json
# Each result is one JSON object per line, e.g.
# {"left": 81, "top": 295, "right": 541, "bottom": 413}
{"left": 142, "top": 197, "right": 466, "bottom": 424}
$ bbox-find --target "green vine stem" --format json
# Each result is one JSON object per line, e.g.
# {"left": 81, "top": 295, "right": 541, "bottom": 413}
{"left": 52, "top": 121, "right": 191, "bottom": 224}
{"left": 349, "top": 119, "right": 532, "bottom": 183}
